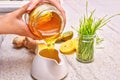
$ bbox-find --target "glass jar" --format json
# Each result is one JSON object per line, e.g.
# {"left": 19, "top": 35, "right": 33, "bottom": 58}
{"left": 25, "top": 3, "right": 65, "bottom": 40}
{"left": 76, "top": 34, "right": 96, "bottom": 63}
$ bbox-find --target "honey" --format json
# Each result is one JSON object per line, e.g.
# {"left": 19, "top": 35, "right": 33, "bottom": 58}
{"left": 27, "top": 4, "right": 64, "bottom": 42}
{"left": 39, "top": 49, "right": 60, "bottom": 63}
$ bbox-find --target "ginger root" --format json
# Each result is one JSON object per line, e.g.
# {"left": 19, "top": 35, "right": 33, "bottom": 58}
{"left": 12, "top": 36, "right": 25, "bottom": 48}
{"left": 24, "top": 37, "right": 39, "bottom": 52}
{"left": 12, "top": 36, "right": 39, "bottom": 53}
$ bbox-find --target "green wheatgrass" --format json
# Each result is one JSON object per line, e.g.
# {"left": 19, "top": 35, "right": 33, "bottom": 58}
{"left": 76, "top": 1, "right": 120, "bottom": 62}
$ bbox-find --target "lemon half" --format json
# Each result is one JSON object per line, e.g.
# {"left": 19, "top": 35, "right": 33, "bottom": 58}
{"left": 60, "top": 38, "right": 78, "bottom": 54}
{"left": 60, "top": 40, "right": 75, "bottom": 54}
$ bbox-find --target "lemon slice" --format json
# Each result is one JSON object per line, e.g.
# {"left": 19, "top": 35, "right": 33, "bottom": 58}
{"left": 72, "top": 38, "right": 78, "bottom": 51}
{"left": 60, "top": 40, "right": 75, "bottom": 54}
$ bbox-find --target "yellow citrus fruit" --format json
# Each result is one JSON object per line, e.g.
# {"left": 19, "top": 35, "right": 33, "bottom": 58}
{"left": 72, "top": 38, "right": 78, "bottom": 51}
{"left": 60, "top": 40, "right": 75, "bottom": 54}
{"left": 55, "top": 31, "right": 73, "bottom": 43}
{"left": 61, "top": 31, "right": 73, "bottom": 41}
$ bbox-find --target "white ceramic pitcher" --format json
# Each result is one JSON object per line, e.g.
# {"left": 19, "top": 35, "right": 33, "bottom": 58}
{"left": 31, "top": 48, "right": 68, "bottom": 80}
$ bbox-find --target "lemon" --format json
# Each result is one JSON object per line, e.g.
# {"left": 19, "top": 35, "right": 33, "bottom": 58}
{"left": 60, "top": 40, "right": 75, "bottom": 54}
{"left": 72, "top": 38, "right": 78, "bottom": 50}
{"left": 55, "top": 31, "right": 74, "bottom": 43}
{"left": 61, "top": 31, "right": 73, "bottom": 41}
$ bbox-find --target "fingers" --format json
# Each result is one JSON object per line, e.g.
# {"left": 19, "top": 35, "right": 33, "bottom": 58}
{"left": 27, "top": 0, "right": 66, "bottom": 24}
{"left": 49, "top": 0, "right": 66, "bottom": 24}
{"left": 12, "top": 3, "right": 29, "bottom": 17}
{"left": 56, "top": 4, "right": 66, "bottom": 24}
{"left": 23, "top": 27, "right": 41, "bottom": 40}
{"left": 27, "top": 33, "right": 42, "bottom": 40}
{"left": 27, "top": 0, "right": 42, "bottom": 12}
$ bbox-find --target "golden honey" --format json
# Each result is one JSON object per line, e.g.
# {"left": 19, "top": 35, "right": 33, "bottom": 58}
{"left": 27, "top": 4, "right": 64, "bottom": 42}
{"left": 39, "top": 49, "right": 60, "bottom": 63}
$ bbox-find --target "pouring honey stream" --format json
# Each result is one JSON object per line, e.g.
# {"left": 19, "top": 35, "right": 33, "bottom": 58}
{"left": 26, "top": 4, "right": 65, "bottom": 63}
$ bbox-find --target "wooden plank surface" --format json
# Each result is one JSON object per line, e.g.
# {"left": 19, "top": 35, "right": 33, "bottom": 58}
{"left": 0, "top": 0, "right": 120, "bottom": 80}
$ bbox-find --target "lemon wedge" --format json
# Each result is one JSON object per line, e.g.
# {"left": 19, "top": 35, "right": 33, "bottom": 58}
{"left": 60, "top": 40, "right": 75, "bottom": 54}
{"left": 61, "top": 31, "right": 73, "bottom": 41}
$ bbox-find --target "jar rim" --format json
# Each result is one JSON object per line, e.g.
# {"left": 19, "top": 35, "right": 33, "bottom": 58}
{"left": 78, "top": 34, "right": 96, "bottom": 39}
{"left": 79, "top": 34, "right": 96, "bottom": 37}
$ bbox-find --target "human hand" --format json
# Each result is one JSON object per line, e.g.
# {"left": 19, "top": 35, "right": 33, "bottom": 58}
{"left": 27, "top": 0, "right": 66, "bottom": 24}
{"left": 0, "top": 3, "right": 39, "bottom": 39}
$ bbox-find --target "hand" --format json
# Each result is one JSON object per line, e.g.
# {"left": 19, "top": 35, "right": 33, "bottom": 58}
{"left": 27, "top": 0, "right": 66, "bottom": 24}
{"left": 0, "top": 3, "right": 39, "bottom": 39}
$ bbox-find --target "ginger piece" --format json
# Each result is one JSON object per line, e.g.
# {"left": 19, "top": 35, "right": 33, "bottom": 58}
{"left": 12, "top": 36, "right": 25, "bottom": 48}
{"left": 24, "top": 37, "right": 39, "bottom": 52}
{"left": 12, "top": 36, "right": 39, "bottom": 53}
{"left": 60, "top": 38, "right": 78, "bottom": 54}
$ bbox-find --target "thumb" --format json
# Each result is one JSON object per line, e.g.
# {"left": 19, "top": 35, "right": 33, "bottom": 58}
{"left": 14, "top": 3, "right": 30, "bottom": 16}
{"left": 27, "top": 0, "right": 41, "bottom": 12}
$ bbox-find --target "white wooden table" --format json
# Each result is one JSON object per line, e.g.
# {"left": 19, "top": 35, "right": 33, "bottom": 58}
{"left": 0, "top": 0, "right": 120, "bottom": 80}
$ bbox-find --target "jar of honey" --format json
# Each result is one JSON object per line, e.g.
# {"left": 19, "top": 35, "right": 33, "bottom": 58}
{"left": 25, "top": 3, "right": 65, "bottom": 40}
